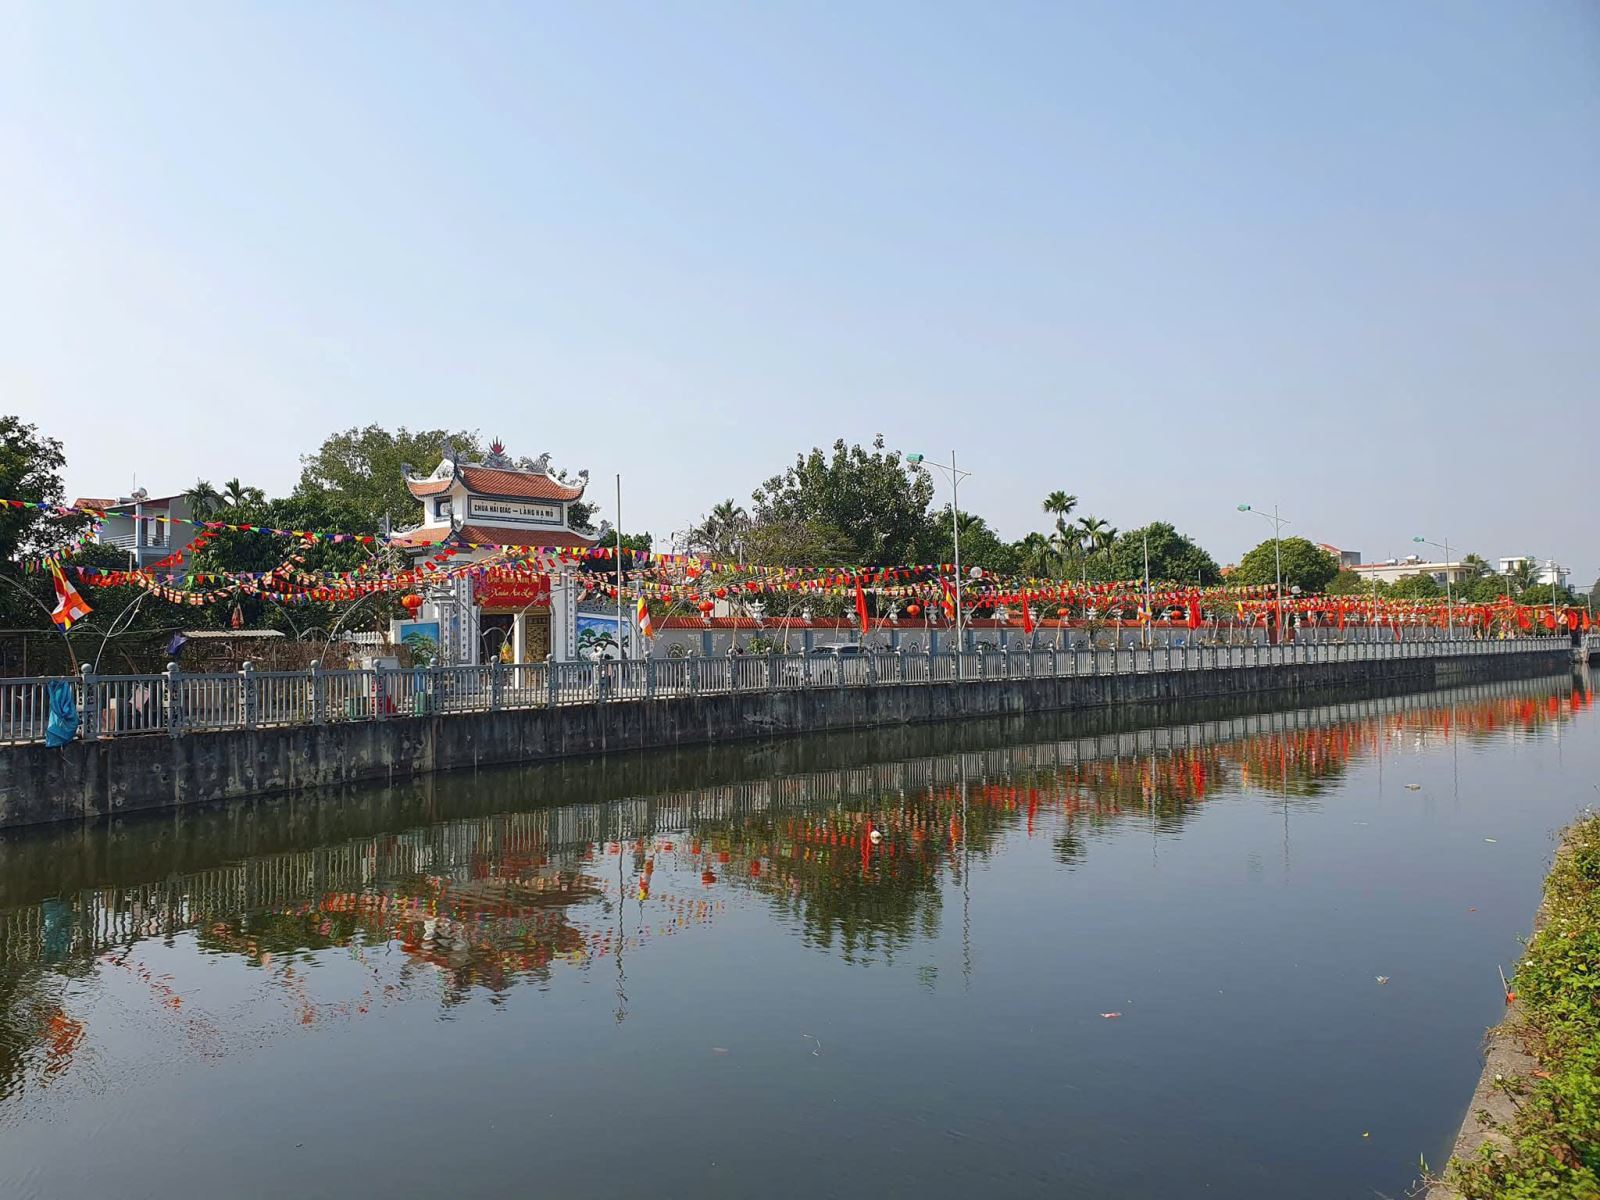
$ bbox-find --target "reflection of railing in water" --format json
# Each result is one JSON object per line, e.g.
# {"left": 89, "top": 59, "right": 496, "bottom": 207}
{"left": 1, "top": 676, "right": 1587, "bottom": 972}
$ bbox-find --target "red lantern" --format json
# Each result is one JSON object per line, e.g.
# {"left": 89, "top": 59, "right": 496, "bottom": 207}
{"left": 714, "top": 587, "right": 728, "bottom": 599}
{"left": 401, "top": 593, "right": 424, "bottom": 613}
{"left": 905, "top": 603, "right": 921, "bottom": 616}
{"left": 698, "top": 600, "right": 715, "bottom": 614}
{"left": 1057, "top": 606, "right": 1070, "bottom": 618}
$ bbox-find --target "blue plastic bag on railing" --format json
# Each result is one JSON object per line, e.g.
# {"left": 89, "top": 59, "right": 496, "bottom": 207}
{"left": 45, "top": 679, "right": 79, "bottom": 747}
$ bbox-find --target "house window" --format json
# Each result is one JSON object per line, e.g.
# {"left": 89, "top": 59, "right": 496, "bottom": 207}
{"left": 435, "top": 499, "right": 452, "bottom": 521}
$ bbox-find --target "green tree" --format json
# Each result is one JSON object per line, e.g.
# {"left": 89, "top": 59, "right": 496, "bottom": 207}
{"left": 927, "top": 507, "right": 1018, "bottom": 575}
{"left": 221, "top": 478, "right": 266, "bottom": 509}
{"left": 1504, "top": 557, "right": 1539, "bottom": 597}
{"left": 1233, "top": 537, "right": 1339, "bottom": 594}
{"left": 1041, "top": 491, "right": 1079, "bottom": 575}
{"left": 749, "top": 436, "right": 935, "bottom": 565}
{"left": 0, "top": 417, "right": 89, "bottom": 628}
{"left": 297, "top": 425, "right": 483, "bottom": 531}
{"left": 183, "top": 479, "right": 223, "bottom": 521}
{"left": 1325, "top": 569, "right": 1379, "bottom": 596}
{"left": 1460, "top": 572, "right": 1510, "bottom": 604}
{"left": 687, "top": 499, "right": 749, "bottom": 559}
{"left": 1107, "top": 523, "right": 1222, "bottom": 585}
{"left": 1388, "top": 572, "right": 1443, "bottom": 600}
{"left": 1015, "top": 531, "right": 1056, "bottom": 579}
{"left": 1076, "top": 515, "right": 1117, "bottom": 580}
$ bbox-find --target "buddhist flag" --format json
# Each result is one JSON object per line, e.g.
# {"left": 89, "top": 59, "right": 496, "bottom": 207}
{"left": 49, "top": 564, "right": 91, "bottom": 631}
{"left": 854, "top": 576, "right": 870, "bottom": 636}
{"left": 635, "top": 595, "right": 654, "bottom": 639}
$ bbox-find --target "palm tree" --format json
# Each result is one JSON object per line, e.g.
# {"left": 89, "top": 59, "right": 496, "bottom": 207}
{"left": 1041, "top": 492, "right": 1079, "bottom": 579}
{"left": 1042, "top": 491, "right": 1078, "bottom": 532}
{"left": 1017, "top": 531, "right": 1055, "bottom": 578}
{"left": 1506, "top": 557, "right": 1538, "bottom": 598}
{"left": 1077, "top": 515, "right": 1116, "bottom": 579}
{"left": 183, "top": 480, "right": 222, "bottom": 521}
{"left": 690, "top": 499, "right": 750, "bottom": 560}
{"left": 222, "top": 478, "right": 265, "bottom": 508}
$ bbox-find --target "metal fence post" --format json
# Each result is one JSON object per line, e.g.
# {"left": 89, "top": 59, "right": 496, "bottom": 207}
{"left": 547, "top": 654, "right": 558, "bottom": 707}
{"left": 165, "top": 661, "right": 182, "bottom": 738}
{"left": 491, "top": 660, "right": 505, "bottom": 711}
{"left": 373, "top": 664, "right": 388, "bottom": 721}
{"left": 79, "top": 663, "right": 98, "bottom": 742}
{"left": 766, "top": 651, "right": 778, "bottom": 691}
{"left": 241, "top": 661, "right": 257, "bottom": 730}
{"left": 309, "top": 663, "right": 326, "bottom": 725}
{"left": 647, "top": 657, "right": 657, "bottom": 699}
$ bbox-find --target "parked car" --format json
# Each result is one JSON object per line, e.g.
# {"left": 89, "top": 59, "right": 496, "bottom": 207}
{"left": 783, "top": 643, "right": 872, "bottom": 685}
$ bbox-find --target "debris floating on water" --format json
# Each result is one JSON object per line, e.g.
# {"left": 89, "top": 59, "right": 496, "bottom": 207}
{"left": 1100, "top": 1012, "right": 1122, "bottom": 1019}
{"left": 1375, "top": 976, "right": 1390, "bottom": 985}
{"left": 1404, "top": 784, "right": 1421, "bottom": 791}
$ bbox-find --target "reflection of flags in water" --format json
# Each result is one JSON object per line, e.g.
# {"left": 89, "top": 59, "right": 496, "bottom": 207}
{"left": 635, "top": 595, "right": 653, "bottom": 639}
{"left": 48, "top": 564, "right": 90, "bottom": 631}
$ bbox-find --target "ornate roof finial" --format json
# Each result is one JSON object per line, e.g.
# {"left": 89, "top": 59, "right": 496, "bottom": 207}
{"left": 483, "top": 438, "right": 512, "bottom": 469}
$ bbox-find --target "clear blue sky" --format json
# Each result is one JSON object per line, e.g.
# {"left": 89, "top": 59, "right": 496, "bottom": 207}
{"left": 3, "top": 1, "right": 1596, "bottom": 576}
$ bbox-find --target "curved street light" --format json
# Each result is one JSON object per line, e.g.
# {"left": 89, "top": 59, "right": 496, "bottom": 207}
{"left": 1237, "top": 504, "right": 1288, "bottom": 638}
{"left": 906, "top": 451, "right": 973, "bottom": 677}
{"left": 1412, "top": 535, "right": 1455, "bottom": 636}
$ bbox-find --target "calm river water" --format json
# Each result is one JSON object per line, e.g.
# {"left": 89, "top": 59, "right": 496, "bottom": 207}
{"left": 0, "top": 673, "right": 1594, "bottom": 1199}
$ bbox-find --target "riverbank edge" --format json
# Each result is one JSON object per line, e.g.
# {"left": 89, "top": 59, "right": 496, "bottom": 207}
{"left": 1426, "top": 812, "right": 1600, "bottom": 1199}
{"left": 0, "top": 649, "right": 1569, "bottom": 830}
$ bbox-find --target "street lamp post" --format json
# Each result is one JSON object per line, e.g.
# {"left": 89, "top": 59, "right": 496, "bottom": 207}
{"left": 1237, "top": 504, "right": 1288, "bottom": 642}
{"left": 1412, "top": 536, "right": 1455, "bottom": 639}
{"left": 907, "top": 452, "right": 972, "bottom": 677}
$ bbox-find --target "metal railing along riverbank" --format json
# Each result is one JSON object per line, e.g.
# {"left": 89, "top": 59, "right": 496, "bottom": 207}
{"left": 0, "top": 636, "right": 1562, "bottom": 746}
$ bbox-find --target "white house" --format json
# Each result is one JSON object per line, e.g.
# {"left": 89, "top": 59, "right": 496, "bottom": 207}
{"left": 73, "top": 489, "right": 197, "bottom": 569}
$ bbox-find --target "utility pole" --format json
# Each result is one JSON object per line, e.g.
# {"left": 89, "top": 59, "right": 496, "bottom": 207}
{"left": 615, "top": 475, "right": 624, "bottom": 660}
{"left": 1237, "top": 503, "right": 1289, "bottom": 642}
{"left": 1413, "top": 535, "right": 1455, "bottom": 638}
{"left": 906, "top": 451, "right": 973, "bottom": 678}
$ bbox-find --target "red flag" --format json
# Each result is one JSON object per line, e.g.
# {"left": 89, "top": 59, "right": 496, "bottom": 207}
{"left": 1543, "top": 610, "right": 1557, "bottom": 630}
{"left": 854, "top": 575, "right": 869, "bottom": 636}
{"left": 1187, "top": 598, "right": 1202, "bottom": 630}
{"left": 1518, "top": 608, "right": 1532, "bottom": 631}
{"left": 1020, "top": 599, "right": 1034, "bottom": 634}
{"left": 48, "top": 564, "right": 91, "bottom": 631}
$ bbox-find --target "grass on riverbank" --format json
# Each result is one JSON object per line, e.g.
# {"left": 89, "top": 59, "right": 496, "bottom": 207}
{"left": 1443, "top": 812, "right": 1600, "bottom": 1199}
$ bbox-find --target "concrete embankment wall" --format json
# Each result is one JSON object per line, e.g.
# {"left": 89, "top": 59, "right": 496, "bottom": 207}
{"left": 0, "top": 650, "right": 1568, "bottom": 830}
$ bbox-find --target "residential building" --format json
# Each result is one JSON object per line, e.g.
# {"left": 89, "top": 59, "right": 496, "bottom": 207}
{"left": 1316, "top": 544, "right": 1363, "bottom": 570}
{"left": 1350, "top": 556, "right": 1476, "bottom": 587}
{"left": 73, "top": 490, "right": 197, "bottom": 568}
{"left": 1498, "top": 557, "right": 1569, "bottom": 589}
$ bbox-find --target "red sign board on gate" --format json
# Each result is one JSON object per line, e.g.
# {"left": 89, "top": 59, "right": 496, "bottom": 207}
{"left": 474, "top": 573, "right": 551, "bottom": 610}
